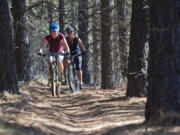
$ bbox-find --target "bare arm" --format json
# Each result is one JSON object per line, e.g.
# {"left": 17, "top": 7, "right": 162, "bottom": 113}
{"left": 78, "top": 38, "right": 86, "bottom": 52}
{"left": 62, "top": 38, "right": 70, "bottom": 53}
{"left": 39, "top": 39, "right": 48, "bottom": 53}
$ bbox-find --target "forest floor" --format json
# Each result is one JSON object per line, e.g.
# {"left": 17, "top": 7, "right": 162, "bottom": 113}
{"left": 0, "top": 81, "right": 180, "bottom": 135}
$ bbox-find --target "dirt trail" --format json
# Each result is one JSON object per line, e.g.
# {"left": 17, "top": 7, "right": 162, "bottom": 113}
{"left": 0, "top": 81, "right": 179, "bottom": 135}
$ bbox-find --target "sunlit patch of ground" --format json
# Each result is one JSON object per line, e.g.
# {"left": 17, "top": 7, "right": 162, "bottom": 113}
{"left": 0, "top": 81, "right": 179, "bottom": 135}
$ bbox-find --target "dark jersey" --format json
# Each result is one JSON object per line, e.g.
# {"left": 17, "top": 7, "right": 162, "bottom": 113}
{"left": 66, "top": 36, "right": 81, "bottom": 55}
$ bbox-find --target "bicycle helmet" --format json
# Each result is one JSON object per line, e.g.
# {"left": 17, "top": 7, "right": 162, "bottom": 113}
{"left": 49, "top": 22, "right": 59, "bottom": 31}
{"left": 66, "top": 27, "right": 74, "bottom": 33}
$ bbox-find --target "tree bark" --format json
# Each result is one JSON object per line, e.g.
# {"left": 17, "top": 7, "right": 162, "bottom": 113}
{"left": 117, "top": 0, "right": 129, "bottom": 84}
{"left": 48, "top": 0, "right": 53, "bottom": 24}
{"left": 126, "top": 0, "right": 149, "bottom": 97}
{"left": 0, "top": 0, "right": 19, "bottom": 93}
{"left": 59, "top": 0, "right": 65, "bottom": 33}
{"left": 12, "top": 0, "right": 32, "bottom": 81}
{"left": 78, "top": 0, "right": 90, "bottom": 84}
{"left": 100, "top": 0, "right": 114, "bottom": 89}
{"left": 145, "top": 0, "right": 180, "bottom": 124}
{"left": 92, "top": 0, "right": 101, "bottom": 86}
{"left": 70, "top": 0, "right": 76, "bottom": 29}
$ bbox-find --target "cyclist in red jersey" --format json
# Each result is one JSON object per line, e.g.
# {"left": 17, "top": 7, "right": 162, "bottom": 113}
{"left": 39, "top": 23, "right": 70, "bottom": 84}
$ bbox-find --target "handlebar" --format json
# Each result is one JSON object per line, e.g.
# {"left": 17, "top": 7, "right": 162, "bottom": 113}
{"left": 37, "top": 51, "right": 70, "bottom": 57}
{"left": 37, "top": 52, "right": 84, "bottom": 59}
{"left": 37, "top": 52, "right": 46, "bottom": 57}
{"left": 71, "top": 53, "right": 84, "bottom": 58}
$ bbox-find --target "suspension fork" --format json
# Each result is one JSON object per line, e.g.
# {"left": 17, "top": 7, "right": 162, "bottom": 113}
{"left": 72, "top": 61, "right": 78, "bottom": 81}
{"left": 55, "top": 58, "right": 60, "bottom": 84}
{"left": 71, "top": 60, "right": 79, "bottom": 92}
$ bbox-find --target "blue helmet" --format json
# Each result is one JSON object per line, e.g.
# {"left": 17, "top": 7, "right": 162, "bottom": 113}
{"left": 49, "top": 22, "right": 59, "bottom": 31}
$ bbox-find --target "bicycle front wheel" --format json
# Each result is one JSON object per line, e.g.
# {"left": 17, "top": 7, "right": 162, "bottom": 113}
{"left": 50, "top": 64, "right": 56, "bottom": 96}
{"left": 67, "top": 66, "right": 76, "bottom": 92}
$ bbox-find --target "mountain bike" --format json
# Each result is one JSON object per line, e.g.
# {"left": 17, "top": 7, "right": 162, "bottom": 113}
{"left": 66, "top": 53, "right": 83, "bottom": 93}
{"left": 38, "top": 52, "right": 67, "bottom": 97}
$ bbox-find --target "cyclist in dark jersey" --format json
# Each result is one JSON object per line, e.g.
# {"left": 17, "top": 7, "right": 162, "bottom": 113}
{"left": 39, "top": 23, "right": 70, "bottom": 84}
{"left": 65, "top": 27, "right": 86, "bottom": 89}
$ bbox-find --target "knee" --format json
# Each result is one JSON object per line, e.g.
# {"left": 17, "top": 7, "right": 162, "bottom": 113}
{"left": 64, "top": 59, "right": 70, "bottom": 67}
{"left": 58, "top": 61, "right": 63, "bottom": 66}
{"left": 77, "top": 70, "right": 82, "bottom": 74}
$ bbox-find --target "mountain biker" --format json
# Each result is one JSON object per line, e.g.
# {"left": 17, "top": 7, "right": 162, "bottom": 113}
{"left": 65, "top": 27, "right": 86, "bottom": 89}
{"left": 39, "top": 22, "right": 70, "bottom": 84}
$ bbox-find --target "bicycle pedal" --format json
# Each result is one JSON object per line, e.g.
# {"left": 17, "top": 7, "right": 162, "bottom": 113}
{"left": 47, "top": 82, "right": 51, "bottom": 86}
{"left": 79, "top": 82, "right": 83, "bottom": 90}
{"left": 47, "top": 78, "right": 51, "bottom": 86}
{"left": 59, "top": 75, "right": 65, "bottom": 82}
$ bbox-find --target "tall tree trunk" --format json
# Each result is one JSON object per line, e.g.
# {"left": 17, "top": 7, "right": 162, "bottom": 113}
{"left": 112, "top": 0, "right": 120, "bottom": 87}
{"left": 48, "top": 0, "right": 53, "bottom": 24}
{"left": 117, "top": 0, "right": 129, "bottom": 84}
{"left": 101, "top": 0, "right": 114, "bottom": 89}
{"left": 110, "top": 0, "right": 116, "bottom": 88}
{"left": 0, "top": 0, "right": 19, "bottom": 93}
{"left": 59, "top": 0, "right": 65, "bottom": 33}
{"left": 145, "top": 0, "right": 180, "bottom": 124}
{"left": 12, "top": 0, "right": 31, "bottom": 81}
{"left": 92, "top": 0, "right": 101, "bottom": 86}
{"left": 70, "top": 0, "right": 76, "bottom": 28}
{"left": 78, "top": 0, "right": 90, "bottom": 84}
{"left": 126, "top": 0, "right": 149, "bottom": 97}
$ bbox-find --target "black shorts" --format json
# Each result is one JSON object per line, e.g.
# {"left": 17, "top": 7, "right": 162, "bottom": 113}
{"left": 74, "top": 56, "right": 82, "bottom": 70}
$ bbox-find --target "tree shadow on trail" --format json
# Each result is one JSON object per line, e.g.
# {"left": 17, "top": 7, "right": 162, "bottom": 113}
{"left": 0, "top": 81, "right": 148, "bottom": 135}
{"left": 100, "top": 123, "right": 180, "bottom": 135}
{"left": 0, "top": 118, "right": 49, "bottom": 135}
{"left": 57, "top": 96, "right": 129, "bottom": 109}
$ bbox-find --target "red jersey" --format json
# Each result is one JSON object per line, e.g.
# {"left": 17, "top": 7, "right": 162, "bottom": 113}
{"left": 44, "top": 33, "right": 64, "bottom": 52}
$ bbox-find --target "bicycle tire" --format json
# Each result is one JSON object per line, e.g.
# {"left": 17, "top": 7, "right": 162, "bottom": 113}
{"left": 56, "top": 65, "right": 61, "bottom": 97}
{"left": 67, "top": 66, "right": 76, "bottom": 92}
{"left": 50, "top": 64, "right": 56, "bottom": 96}
{"left": 56, "top": 83, "right": 60, "bottom": 97}
{"left": 73, "top": 68, "right": 79, "bottom": 92}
